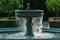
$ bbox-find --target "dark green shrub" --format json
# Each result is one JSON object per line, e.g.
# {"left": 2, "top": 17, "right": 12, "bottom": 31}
{"left": 0, "top": 19, "right": 18, "bottom": 28}
{"left": 49, "top": 22, "right": 60, "bottom": 28}
{"left": 46, "top": 0, "right": 60, "bottom": 17}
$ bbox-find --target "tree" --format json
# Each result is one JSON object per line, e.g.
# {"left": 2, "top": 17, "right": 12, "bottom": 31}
{"left": 0, "top": 0, "right": 23, "bottom": 17}
{"left": 46, "top": 0, "right": 60, "bottom": 17}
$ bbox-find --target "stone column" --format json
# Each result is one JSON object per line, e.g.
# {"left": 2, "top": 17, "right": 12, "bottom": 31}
{"left": 25, "top": 17, "right": 34, "bottom": 36}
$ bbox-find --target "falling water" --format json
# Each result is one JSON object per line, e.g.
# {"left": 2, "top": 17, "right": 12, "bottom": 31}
{"left": 15, "top": 17, "right": 26, "bottom": 32}
{"left": 32, "top": 17, "right": 43, "bottom": 32}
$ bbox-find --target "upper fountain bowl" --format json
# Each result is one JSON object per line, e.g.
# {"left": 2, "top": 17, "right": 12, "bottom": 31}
{"left": 15, "top": 10, "right": 44, "bottom": 17}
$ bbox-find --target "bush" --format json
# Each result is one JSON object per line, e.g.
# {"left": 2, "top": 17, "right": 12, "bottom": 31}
{"left": 0, "top": 19, "right": 18, "bottom": 28}
{"left": 49, "top": 22, "right": 60, "bottom": 28}
{"left": 46, "top": 0, "right": 60, "bottom": 17}
{"left": 49, "top": 17, "right": 60, "bottom": 28}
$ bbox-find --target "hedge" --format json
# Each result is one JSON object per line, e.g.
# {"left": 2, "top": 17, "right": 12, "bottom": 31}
{"left": 49, "top": 22, "right": 60, "bottom": 28}
{"left": 49, "top": 17, "right": 60, "bottom": 28}
{"left": 0, "top": 19, "right": 18, "bottom": 28}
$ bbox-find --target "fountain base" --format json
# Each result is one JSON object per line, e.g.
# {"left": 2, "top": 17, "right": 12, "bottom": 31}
{"left": 6, "top": 32, "right": 56, "bottom": 39}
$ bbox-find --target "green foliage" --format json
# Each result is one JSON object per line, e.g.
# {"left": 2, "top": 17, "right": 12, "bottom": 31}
{"left": 49, "top": 22, "right": 60, "bottom": 28}
{"left": 46, "top": 0, "right": 60, "bottom": 12}
{"left": 0, "top": 20, "right": 17, "bottom": 28}
{"left": 0, "top": 0, "right": 23, "bottom": 14}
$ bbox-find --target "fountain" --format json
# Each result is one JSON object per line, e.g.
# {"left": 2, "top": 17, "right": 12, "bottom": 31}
{"left": 15, "top": 9, "right": 44, "bottom": 36}
{"left": 7, "top": 9, "right": 57, "bottom": 39}
{"left": 15, "top": 1, "right": 44, "bottom": 37}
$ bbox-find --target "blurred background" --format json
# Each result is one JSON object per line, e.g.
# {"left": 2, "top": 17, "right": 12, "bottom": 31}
{"left": 0, "top": 0, "right": 60, "bottom": 20}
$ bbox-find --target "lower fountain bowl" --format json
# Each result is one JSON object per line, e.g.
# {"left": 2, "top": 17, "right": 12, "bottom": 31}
{"left": 0, "top": 32, "right": 58, "bottom": 39}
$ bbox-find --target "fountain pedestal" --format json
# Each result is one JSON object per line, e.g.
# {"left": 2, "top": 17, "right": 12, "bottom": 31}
{"left": 25, "top": 17, "right": 33, "bottom": 36}
{"left": 15, "top": 10, "right": 44, "bottom": 36}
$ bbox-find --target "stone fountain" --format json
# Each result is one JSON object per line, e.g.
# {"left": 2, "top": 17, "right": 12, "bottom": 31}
{"left": 15, "top": 2, "right": 44, "bottom": 36}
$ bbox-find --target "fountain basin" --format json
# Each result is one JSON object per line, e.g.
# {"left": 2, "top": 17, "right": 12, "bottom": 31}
{"left": 0, "top": 32, "right": 60, "bottom": 39}
{"left": 15, "top": 10, "right": 44, "bottom": 17}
